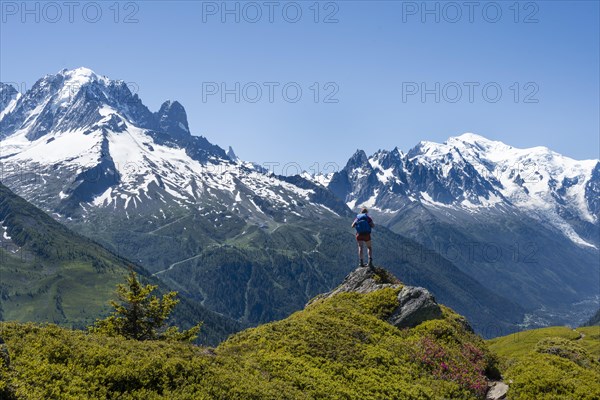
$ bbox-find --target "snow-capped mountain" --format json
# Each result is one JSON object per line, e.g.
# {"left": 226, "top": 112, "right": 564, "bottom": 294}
{"left": 0, "top": 68, "right": 346, "bottom": 221}
{"left": 324, "top": 133, "right": 599, "bottom": 249}
{"left": 314, "top": 134, "right": 599, "bottom": 325}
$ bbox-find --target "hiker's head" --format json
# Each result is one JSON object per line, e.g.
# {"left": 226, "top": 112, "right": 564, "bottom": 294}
{"left": 360, "top": 207, "right": 368, "bottom": 214}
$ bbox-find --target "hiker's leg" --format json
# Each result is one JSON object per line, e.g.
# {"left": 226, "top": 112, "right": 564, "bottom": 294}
{"left": 357, "top": 241, "right": 364, "bottom": 264}
{"left": 366, "top": 241, "right": 373, "bottom": 266}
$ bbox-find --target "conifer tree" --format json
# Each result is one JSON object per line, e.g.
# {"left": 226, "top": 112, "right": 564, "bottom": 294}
{"left": 91, "top": 271, "right": 201, "bottom": 342}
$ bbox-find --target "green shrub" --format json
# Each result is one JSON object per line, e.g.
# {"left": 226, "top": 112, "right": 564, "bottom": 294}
{"left": 506, "top": 352, "right": 600, "bottom": 400}
{"left": 535, "top": 337, "right": 595, "bottom": 368}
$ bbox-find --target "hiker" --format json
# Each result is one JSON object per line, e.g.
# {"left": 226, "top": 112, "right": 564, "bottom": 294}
{"left": 352, "top": 207, "right": 375, "bottom": 268}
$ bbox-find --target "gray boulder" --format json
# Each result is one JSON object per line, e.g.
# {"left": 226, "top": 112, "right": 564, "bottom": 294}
{"left": 486, "top": 381, "right": 509, "bottom": 400}
{"left": 388, "top": 286, "right": 443, "bottom": 328}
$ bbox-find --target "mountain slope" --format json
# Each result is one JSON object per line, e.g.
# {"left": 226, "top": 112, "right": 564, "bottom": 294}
{"left": 384, "top": 203, "right": 598, "bottom": 322}
{"left": 0, "top": 181, "right": 139, "bottom": 326}
{"left": 0, "top": 182, "right": 239, "bottom": 344}
{"left": 143, "top": 218, "right": 525, "bottom": 335}
{"left": 582, "top": 309, "right": 600, "bottom": 326}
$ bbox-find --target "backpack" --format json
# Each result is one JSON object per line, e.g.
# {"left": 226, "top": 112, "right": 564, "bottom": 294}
{"left": 354, "top": 214, "right": 371, "bottom": 234}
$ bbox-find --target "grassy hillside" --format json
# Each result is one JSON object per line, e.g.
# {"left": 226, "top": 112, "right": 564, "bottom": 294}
{"left": 487, "top": 325, "right": 600, "bottom": 399}
{"left": 0, "top": 183, "right": 239, "bottom": 344}
{"left": 0, "top": 286, "right": 499, "bottom": 399}
{"left": 0, "top": 182, "right": 136, "bottom": 327}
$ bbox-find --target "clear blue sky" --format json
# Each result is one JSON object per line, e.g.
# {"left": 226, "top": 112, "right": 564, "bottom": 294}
{"left": 1, "top": 1, "right": 598, "bottom": 174}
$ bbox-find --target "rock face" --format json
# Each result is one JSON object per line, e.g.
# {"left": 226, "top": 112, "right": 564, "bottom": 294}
{"left": 388, "top": 286, "right": 443, "bottom": 328}
{"left": 486, "top": 381, "right": 509, "bottom": 400}
{"left": 309, "top": 266, "right": 402, "bottom": 300}
{"left": 310, "top": 266, "right": 443, "bottom": 329}
{"left": 154, "top": 100, "right": 191, "bottom": 143}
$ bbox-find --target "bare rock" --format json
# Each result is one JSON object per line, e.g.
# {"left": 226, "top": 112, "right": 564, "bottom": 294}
{"left": 387, "top": 286, "right": 443, "bottom": 328}
{"left": 308, "top": 267, "right": 401, "bottom": 303}
{"left": 486, "top": 381, "right": 509, "bottom": 400}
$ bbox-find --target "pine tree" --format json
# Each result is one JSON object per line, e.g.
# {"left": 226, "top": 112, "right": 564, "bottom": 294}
{"left": 90, "top": 271, "right": 201, "bottom": 342}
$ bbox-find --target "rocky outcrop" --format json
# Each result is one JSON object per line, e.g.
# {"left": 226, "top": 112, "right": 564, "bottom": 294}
{"left": 309, "top": 266, "right": 402, "bottom": 299}
{"left": 388, "top": 286, "right": 443, "bottom": 328}
{"left": 486, "top": 381, "right": 509, "bottom": 400}
{"left": 154, "top": 100, "right": 190, "bottom": 143}
{"left": 309, "top": 266, "right": 443, "bottom": 329}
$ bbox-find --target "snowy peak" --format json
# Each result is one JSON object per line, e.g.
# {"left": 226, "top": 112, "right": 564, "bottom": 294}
{"left": 447, "top": 132, "right": 496, "bottom": 146}
{"left": 0, "top": 67, "right": 224, "bottom": 158}
{"left": 0, "top": 83, "right": 21, "bottom": 121}
{"left": 57, "top": 67, "right": 110, "bottom": 86}
{"left": 155, "top": 100, "right": 190, "bottom": 142}
{"left": 408, "top": 139, "right": 465, "bottom": 163}
{"left": 442, "top": 134, "right": 600, "bottom": 230}
{"left": 371, "top": 147, "right": 404, "bottom": 170}
{"left": 345, "top": 149, "right": 370, "bottom": 170}
{"left": 0, "top": 82, "right": 19, "bottom": 107}
{"left": 408, "top": 133, "right": 518, "bottom": 166}
{"left": 453, "top": 132, "right": 489, "bottom": 141}
{"left": 0, "top": 82, "right": 18, "bottom": 95}
{"left": 226, "top": 146, "right": 239, "bottom": 162}
{"left": 0, "top": 68, "right": 346, "bottom": 223}
{"left": 0, "top": 67, "right": 156, "bottom": 141}
{"left": 42, "top": 67, "right": 115, "bottom": 107}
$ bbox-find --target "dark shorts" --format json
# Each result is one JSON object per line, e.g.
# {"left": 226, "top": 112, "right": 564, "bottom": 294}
{"left": 356, "top": 233, "right": 371, "bottom": 242}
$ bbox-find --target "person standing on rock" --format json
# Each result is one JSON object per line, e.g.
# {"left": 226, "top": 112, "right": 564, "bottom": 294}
{"left": 352, "top": 207, "right": 375, "bottom": 268}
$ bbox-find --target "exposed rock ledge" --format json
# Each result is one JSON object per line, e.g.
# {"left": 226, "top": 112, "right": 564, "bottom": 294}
{"left": 309, "top": 266, "right": 444, "bottom": 329}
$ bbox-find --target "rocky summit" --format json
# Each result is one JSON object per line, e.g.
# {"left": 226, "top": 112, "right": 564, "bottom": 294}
{"left": 311, "top": 266, "right": 446, "bottom": 329}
